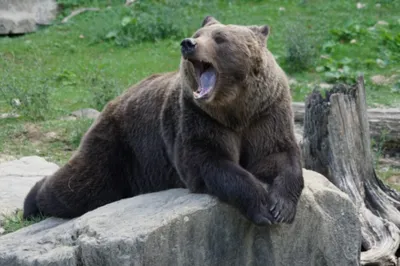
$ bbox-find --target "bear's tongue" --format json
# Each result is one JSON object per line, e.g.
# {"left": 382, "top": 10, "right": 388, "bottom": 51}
{"left": 196, "top": 66, "right": 216, "bottom": 98}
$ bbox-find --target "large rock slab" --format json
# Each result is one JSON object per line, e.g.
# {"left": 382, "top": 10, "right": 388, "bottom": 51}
{"left": 0, "top": 0, "right": 58, "bottom": 35}
{"left": 0, "top": 167, "right": 361, "bottom": 266}
{"left": 0, "top": 156, "right": 59, "bottom": 218}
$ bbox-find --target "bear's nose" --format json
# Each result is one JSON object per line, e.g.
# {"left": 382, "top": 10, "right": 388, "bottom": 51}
{"left": 180, "top": 38, "right": 197, "bottom": 57}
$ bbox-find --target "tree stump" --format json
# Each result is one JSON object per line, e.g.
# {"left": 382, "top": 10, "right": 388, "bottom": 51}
{"left": 302, "top": 75, "right": 400, "bottom": 265}
{"left": 292, "top": 102, "right": 400, "bottom": 155}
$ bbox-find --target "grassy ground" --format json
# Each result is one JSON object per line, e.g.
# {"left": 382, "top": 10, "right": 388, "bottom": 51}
{"left": 1, "top": 0, "right": 399, "bottom": 164}
{"left": 1, "top": 0, "right": 399, "bottom": 232}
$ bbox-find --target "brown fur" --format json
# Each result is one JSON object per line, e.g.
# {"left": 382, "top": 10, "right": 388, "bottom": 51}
{"left": 23, "top": 16, "right": 304, "bottom": 225}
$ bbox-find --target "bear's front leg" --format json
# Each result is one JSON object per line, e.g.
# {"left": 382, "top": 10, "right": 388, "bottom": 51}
{"left": 176, "top": 144, "right": 274, "bottom": 226}
{"left": 261, "top": 149, "right": 304, "bottom": 224}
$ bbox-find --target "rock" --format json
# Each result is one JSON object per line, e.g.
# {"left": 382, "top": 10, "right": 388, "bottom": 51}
{"left": 370, "top": 74, "right": 398, "bottom": 86}
{"left": 11, "top": 98, "right": 21, "bottom": 107}
{"left": 356, "top": 2, "right": 366, "bottom": 9}
{"left": 376, "top": 59, "right": 386, "bottom": 68}
{"left": 387, "top": 175, "right": 400, "bottom": 186}
{"left": 371, "top": 75, "right": 389, "bottom": 85}
{"left": 0, "top": 168, "right": 361, "bottom": 266}
{"left": 125, "top": 0, "right": 136, "bottom": 6}
{"left": 0, "top": 0, "right": 57, "bottom": 35}
{"left": 0, "top": 113, "right": 20, "bottom": 119}
{"left": 0, "top": 156, "right": 59, "bottom": 219}
{"left": 71, "top": 108, "right": 100, "bottom": 120}
{"left": 319, "top": 83, "right": 333, "bottom": 89}
{"left": 59, "top": 115, "right": 77, "bottom": 121}
{"left": 0, "top": 11, "right": 36, "bottom": 35}
{"left": 376, "top": 20, "right": 389, "bottom": 26}
{"left": 44, "top": 131, "right": 58, "bottom": 141}
{"left": 288, "top": 78, "right": 297, "bottom": 86}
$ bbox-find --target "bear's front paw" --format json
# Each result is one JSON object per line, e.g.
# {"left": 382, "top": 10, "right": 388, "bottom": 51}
{"left": 267, "top": 189, "right": 297, "bottom": 224}
{"left": 246, "top": 193, "right": 274, "bottom": 226}
{"left": 245, "top": 199, "right": 275, "bottom": 226}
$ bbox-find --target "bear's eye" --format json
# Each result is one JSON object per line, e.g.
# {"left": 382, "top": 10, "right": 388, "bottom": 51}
{"left": 214, "top": 33, "right": 226, "bottom": 44}
{"left": 193, "top": 32, "right": 201, "bottom": 38}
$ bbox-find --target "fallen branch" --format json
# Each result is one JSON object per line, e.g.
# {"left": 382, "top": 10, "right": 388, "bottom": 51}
{"left": 61, "top": 8, "right": 100, "bottom": 24}
{"left": 292, "top": 102, "right": 400, "bottom": 148}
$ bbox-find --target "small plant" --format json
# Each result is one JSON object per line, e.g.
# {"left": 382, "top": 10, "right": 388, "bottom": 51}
{"left": 0, "top": 77, "right": 52, "bottom": 122}
{"left": 371, "top": 130, "right": 389, "bottom": 168}
{"left": 85, "top": 0, "right": 219, "bottom": 47}
{"left": 379, "top": 29, "right": 400, "bottom": 51}
{"left": 330, "top": 22, "right": 368, "bottom": 43}
{"left": 1, "top": 209, "right": 48, "bottom": 235}
{"left": 85, "top": 73, "right": 122, "bottom": 111}
{"left": 321, "top": 40, "right": 337, "bottom": 54}
{"left": 377, "top": 28, "right": 400, "bottom": 62}
{"left": 316, "top": 57, "right": 358, "bottom": 84}
{"left": 69, "top": 119, "right": 94, "bottom": 149}
{"left": 284, "top": 25, "right": 318, "bottom": 73}
{"left": 104, "top": 2, "right": 187, "bottom": 46}
{"left": 54, "top": 69, "right": 78, "bottom": 87}
{"left": 392, "top": 80, "right": 400, "bottom": 94}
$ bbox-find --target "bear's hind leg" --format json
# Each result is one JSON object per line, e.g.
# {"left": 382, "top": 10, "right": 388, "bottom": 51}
{"left": 23, "top": 177, "right": 47, "bottom": 219}
{"left": 23, "top": 103, "right": 133, "bottom": 219}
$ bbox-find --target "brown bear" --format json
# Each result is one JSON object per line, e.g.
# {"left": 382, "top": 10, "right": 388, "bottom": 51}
{"left": 23, "top": 16, "right": 304, "bottom": 225}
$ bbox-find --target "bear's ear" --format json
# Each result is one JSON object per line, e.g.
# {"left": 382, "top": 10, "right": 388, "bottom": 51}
{"left": 249, "top": 25, "right": 270, "bottom": 42}
{"left": 201, "top": 16, "right": 221, "bottom": 27}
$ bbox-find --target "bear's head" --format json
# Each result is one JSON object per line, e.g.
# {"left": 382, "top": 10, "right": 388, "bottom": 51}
{"left": 179, "top": 16, "right": 271, "bottom": 106}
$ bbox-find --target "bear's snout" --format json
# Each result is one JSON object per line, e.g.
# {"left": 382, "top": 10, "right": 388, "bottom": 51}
{"left": 180, "top": 38, "right": 197, "bottom": 58}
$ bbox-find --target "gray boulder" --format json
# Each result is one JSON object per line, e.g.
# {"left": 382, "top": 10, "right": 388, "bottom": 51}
{"left": 0, "top": 0, "right": 57, "bottom": 35}
{"left": 71, "top": 108, "right": 100, "bottom": 120}
{"left": 0, "top": 156, "right": 59, "bottom": 219}
{"left": 0, "top": 163, "right": 361, "bottom": 266}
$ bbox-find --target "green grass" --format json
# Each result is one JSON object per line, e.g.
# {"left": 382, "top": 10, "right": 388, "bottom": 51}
{"left": 0, "top": 118, "right": 94, "bottom": 165}
{"left": 0, "top": 0, "right": 400, "bottom": 234}
{"left": 1, "top": 210, "right": 48, "bottom": 235}
{"left": 1, "top": 0, "right": 399, "bottom": 119}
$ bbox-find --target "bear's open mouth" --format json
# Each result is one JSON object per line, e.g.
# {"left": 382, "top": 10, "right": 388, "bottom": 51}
{"left": 189, "top": 59, "right": 217, "bottom": 99}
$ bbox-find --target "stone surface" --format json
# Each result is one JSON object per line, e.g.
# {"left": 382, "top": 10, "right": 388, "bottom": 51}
{"left": 0, "top": 164, "right": 361, "bottom": 266}
{"left": 0, "top": 0, "right": 57, "bottom": 35}
{"left": 71, "top": 108, "right": 100, "bottom": 120}
{"left": 0, "top": 156, "right": 59, "bottom": 219}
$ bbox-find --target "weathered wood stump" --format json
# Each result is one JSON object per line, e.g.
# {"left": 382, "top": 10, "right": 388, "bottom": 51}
{"left": 302, "top": 75, "right": 400, "bottom": 265}
{"left": 292, "top": 102, "right": 400, "bottom": 155}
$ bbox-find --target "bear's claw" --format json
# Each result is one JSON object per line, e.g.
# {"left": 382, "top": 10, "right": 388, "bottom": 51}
{"left": 268, "top": 190, "right": 296, "bottom": 224}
